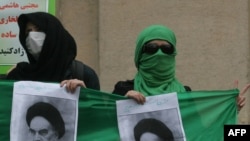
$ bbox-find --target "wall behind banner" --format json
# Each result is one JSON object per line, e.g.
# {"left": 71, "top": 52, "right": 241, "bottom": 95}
{"left": 45, "top": 0, "right": 250, "bottom": 123}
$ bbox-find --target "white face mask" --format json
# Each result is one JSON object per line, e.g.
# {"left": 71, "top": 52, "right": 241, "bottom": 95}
{"left": 26, "top": 31, "right": 46, "bottom": 60}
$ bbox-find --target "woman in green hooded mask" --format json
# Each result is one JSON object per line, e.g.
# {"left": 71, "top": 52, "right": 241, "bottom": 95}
{"left": 63, "top": 25, "right": 247, "bottom": 109}
{"left": 112, "top": 25, "right": 191, "bottom": 104}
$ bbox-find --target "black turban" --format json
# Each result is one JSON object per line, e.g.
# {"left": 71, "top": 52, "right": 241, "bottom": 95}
{"left": 134, "top": 118, "right": 174, "bottom": 141}
{"left": 26, "top": 102, "right": 65, "bottom": 139}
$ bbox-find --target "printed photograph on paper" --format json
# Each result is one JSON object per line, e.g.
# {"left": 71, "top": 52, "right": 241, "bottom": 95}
{"left": 10, "top": 81, "right": 79, "bottom": 141}
{"left": 116, "top": 93, "right": 186, "bottom": 141}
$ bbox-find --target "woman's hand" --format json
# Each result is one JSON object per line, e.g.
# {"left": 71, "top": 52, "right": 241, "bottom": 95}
{"left": 125, "top": 90, "right": 146, "bottom": 104}
{"left": 60, "top": 79, "right": 86, "bottom": 93}
{"left": 234, "top": 80, "right": 250, "bottom": 111}
{"left": 237, "top": 84, "right": 250, "bottom": 111}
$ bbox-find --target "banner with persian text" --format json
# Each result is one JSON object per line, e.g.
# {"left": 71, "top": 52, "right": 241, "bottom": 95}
{"left": 0, "top": 0, "right": 55, "bottom": 73}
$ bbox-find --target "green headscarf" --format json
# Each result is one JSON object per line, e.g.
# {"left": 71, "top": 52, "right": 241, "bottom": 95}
{"left": 134, "top": 25, "right": 186, "bottom": 96}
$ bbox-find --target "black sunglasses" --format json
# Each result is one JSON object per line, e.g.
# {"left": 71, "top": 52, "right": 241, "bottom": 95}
{"left": 142, "top": 43, "right": 174, "bottom": 54}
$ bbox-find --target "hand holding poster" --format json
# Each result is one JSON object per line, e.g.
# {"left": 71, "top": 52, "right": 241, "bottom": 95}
{"left": 116, "top": 93, "right": 186, "bottom": 141}
{"left": 11, "top": 81, "right": 79, "bottom": 141}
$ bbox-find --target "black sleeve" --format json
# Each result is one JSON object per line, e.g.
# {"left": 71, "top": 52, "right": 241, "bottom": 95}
{"left": 112, "top": 79, "right": 191, "bottom": 95}
{"left": 0, "top": 74, "right": 7, "bottom": 79}
{"left": 82, "top": 64, "right": 100, "bottom": 90}
{"left": 184, "top": 86, "right": 192, "bottom": 91}
{"left": 112, "top": 80, "right": 134, "bottom": 96}
{"left": 6, "top": 62, "right": 29, "bottom": 80}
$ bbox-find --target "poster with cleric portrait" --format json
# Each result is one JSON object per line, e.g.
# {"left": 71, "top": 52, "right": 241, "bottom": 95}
{"left": 10, "top": 81, "right": 79, "bottom": 141}
{"left": 116, "top": 92, "right": 186, "bottom": 141}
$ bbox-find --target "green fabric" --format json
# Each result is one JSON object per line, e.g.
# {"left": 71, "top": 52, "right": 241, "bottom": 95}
{"left": 0, "top": 80, "right": 238, "bottom": 141}
{"left": 134, "top": 25, "right": 185, "bottom": 95}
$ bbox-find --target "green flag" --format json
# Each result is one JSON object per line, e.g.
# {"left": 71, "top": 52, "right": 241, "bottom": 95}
{"left": 0, "top": 80, "right": 238, "bottom": 141}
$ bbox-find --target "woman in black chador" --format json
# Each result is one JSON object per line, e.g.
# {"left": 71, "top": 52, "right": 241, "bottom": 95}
{"left": 6, "top": 12, "right": 100, "bottom": 90}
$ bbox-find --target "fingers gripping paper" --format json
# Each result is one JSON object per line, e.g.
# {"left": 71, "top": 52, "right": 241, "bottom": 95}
{"left": 116, "top": 93, "right": 186, "bottom": 141}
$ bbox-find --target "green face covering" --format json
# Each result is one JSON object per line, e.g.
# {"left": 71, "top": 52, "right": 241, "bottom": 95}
{"left": 139, "top": 50, "right": 175, "bottom": 85}
{"left": 134, "top": 25, "right": 186, "bottom": 96}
